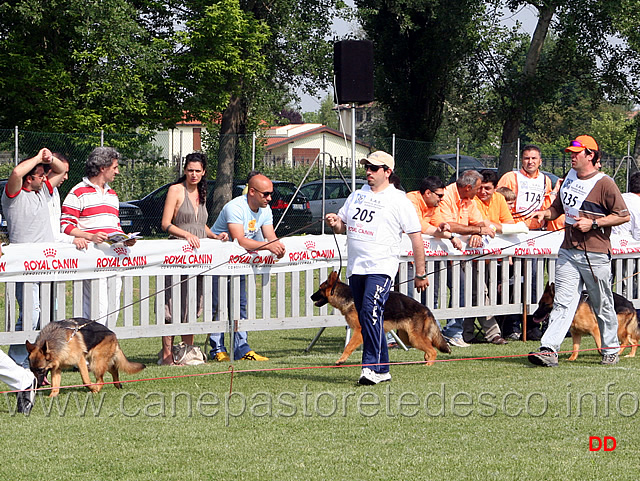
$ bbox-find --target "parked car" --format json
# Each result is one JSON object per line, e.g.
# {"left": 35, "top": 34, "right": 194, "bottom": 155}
{"left": 129, "top": 179, "right": 311, "bottom": 237}
{"left": 118, "top": 202, "right": 145, "bottom": 234}
{"left": 299, "top": 178, "right": 366, "bottom": 234}
{"left": 0, "top": 179, "right": 144, "bottom": 235}
{"left": 127, "top": 180, "right": 243, "bottom": 235}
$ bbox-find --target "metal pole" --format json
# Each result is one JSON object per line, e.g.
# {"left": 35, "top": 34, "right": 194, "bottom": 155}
{"left": 101, "top": 130, "right": 104, "bottom": 147}
{"left": 14, "top": 126, "right": 18, "bottom": 165}
{"left": 392, "top": 133, "right": 396, "bottom": 159}
{"left": 169, "top": 128, "right": 174, "bottom": 165}
{"left": 456, "top": 137, "right": 460, "bottom": 178}
{"left": 351, "top": 104, "right": 356, "bottom": 192}
{"left": 322, "top": 133, "right": 326, "bottom": 234}
{"left": 517, "top": 138, "right": 521, "bottom": 167}
{"left": 252, "top": 132, "right": 256, "bottom": 170}
{"left": 627, "top": 140, "right": 631, "bottom": 192}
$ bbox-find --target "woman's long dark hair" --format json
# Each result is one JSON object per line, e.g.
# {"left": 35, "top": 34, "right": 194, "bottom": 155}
{"left": 176, "top": 152, "right": 207, "bottom": 205}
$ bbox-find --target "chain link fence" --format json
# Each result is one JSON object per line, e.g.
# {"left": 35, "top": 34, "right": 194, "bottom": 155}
{"left": 1, "top": 128, "right": 637, "bottom": 238}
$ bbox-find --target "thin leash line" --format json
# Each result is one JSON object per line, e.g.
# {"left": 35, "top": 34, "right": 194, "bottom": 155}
{"left": 4, "top": 342, "right": 636, "bottom": 396}
{"left": 91, "top": 218, "right": 325, "bottom": 324}
{"left": 395, "top": 225, "right": 568, "bottom": 287}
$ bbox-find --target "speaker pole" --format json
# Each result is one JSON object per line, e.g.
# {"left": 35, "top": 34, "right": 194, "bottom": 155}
{"left": 351, "top": 103, "right": 356, "bottom": 192}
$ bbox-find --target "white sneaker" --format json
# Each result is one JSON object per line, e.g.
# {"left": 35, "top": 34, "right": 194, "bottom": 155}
{"left": 358, "top": 367, "right": 392, "bottom": 385}
{"left": 446, "top": 337, "right": 471, "bottom": 348}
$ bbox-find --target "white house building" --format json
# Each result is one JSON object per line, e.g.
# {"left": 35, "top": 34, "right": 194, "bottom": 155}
{"left": 263, "top": 123, "right": 371, "bottom": 168}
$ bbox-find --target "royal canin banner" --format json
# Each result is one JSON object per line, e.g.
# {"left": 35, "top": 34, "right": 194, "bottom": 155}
{"left": 0, "top": 233, "right": 636, "bottom": 282}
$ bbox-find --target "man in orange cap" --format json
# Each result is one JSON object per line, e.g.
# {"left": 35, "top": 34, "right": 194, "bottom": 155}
{"left": 528, "top": 135, "right": 629, "bottom": 367}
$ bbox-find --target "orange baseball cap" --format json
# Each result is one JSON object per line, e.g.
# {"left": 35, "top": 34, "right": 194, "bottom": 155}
{"left": 565, "top": 135, "right": 599, "bottom": 153}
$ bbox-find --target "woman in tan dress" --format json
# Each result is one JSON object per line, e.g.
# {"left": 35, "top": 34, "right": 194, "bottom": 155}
{"left": 159, "top": 153, "right": 227, "bottom": 365}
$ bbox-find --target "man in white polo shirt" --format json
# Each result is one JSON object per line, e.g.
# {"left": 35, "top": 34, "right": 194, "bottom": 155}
{"left": 325, "top": 151, "right": 428, "bottom": 385}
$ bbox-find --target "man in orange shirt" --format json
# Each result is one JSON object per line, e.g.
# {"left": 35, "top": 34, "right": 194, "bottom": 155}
{"left": 462, "top": 170, "right": 515, "bottom": 345}
{"left": 406, "top": 176, "right": 462, "bottom": 250}
{"left": 475, "top": 170, "right": 515, "bottom": 230}
{"left": 497, "top": 144, "right": 553, "bottom": 229}
{"left": 430, "top": 170, "right": 495, "bottom": 347}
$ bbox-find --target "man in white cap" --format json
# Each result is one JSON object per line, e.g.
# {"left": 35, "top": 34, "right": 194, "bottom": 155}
{"left": 325, "top": 151, "right": 428, "bottom": 385}
{"left": 529, "top": 135, "right": 629, "bottom": 367}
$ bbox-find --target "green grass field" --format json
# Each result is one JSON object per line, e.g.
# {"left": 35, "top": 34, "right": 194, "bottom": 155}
{"left": 2, "top": 329, "right": 639, "bottom": 480}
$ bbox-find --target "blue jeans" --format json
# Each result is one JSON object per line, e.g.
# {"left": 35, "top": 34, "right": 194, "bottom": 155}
{"left": 541, "top": 248, "right": 620, "bottom": 355}
{"left": 349, "top": 274, "right": 392, "bottom": 374}
{"left": 442, "top": 262, "right": 466, "bottom": 340}
{"left": 209, "top": 276, "right": 251, "bottom": 359}
{"left": 9, "top": 282, "right": 41, "bottom": 367}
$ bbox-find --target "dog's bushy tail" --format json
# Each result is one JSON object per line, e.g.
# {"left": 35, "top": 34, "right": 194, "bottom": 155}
{"left": 433, "top": 329, "right": 451, "bottom": 354}
{"left": 114, "top": 347, "right": 146, "bottom": 374}
{"left": 425, "top": 309, "right": 451, "bottom": 354}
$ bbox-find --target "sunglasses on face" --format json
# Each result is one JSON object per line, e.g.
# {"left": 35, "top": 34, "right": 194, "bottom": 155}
{"left": 433, "top": 192, "right": 444, "bottom": 198}
{"left": 254, "top": 189, "right": 273, "bottom": 198}
{"left": 570, "top": 140, "right": 592, "bottom": 154}
{"left": 364, "top": 163, "right": 387, "bottom": 172}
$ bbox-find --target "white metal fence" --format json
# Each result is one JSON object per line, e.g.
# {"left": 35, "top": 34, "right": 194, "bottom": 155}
{"left": 3, "top": 248, "right": 640, "bottom": 347}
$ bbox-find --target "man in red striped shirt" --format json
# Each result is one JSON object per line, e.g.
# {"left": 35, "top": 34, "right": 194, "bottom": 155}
{"left": 61, "top": 147, "right": 136, "bottom": 324}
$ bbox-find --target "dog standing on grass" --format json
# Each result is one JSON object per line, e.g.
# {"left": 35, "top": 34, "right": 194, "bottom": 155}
{"left": 26, "top": 318, "right": 145, "bottom": 397}
{"left": 311, "top": 271, "right": 451, "bottom": 365}
{"left": 532, "top": 283, "right": 640, "bottom": 361}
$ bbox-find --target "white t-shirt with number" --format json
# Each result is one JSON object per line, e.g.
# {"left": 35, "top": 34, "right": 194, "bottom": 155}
{"left": 338, "top": 184, "right": 421, "bottom": 278}
{"left": 560, "top": 169, "right": 605, "bottom": 224}
{"left": 514, "top": 170, "right": 546, "bottom": 216}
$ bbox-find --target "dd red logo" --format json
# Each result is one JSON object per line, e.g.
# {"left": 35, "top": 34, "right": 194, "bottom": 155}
{"left": 589, "top": 436, "right": 616, "bottom": 451}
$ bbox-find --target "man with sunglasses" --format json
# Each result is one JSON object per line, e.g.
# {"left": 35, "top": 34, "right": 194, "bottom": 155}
{"left": 325, "top": 151, "right": 428, "bottom": 385}
{"left": 529, "top": 135, "right": 629, "bottom": 367}
{"left": 208, "top": 173, "right": 284, "bottom": 362}
{"left": 1, "top": 148, "right": 67, "bottom": 366}
{"left": 406, "top": 176, "right": 462, "bottom": 249}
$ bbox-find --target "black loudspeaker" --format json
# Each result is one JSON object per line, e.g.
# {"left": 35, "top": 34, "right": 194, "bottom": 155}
{"left": 333, "top": 40, "right": 374, "bottom": 104}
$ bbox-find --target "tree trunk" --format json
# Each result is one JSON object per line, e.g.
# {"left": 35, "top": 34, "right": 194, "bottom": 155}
{"left": 210, "top": 94, "right": 246, "bottom": 222}
{"left": 497, "top": 110, "right": 522, "bottom": 177}
{"left": 497, "top": 4, "right": 556, "bottom": 175}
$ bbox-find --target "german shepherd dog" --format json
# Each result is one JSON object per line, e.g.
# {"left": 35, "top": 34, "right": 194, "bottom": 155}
{"left": 26, "top": 318, "right": 146, "bottom": 397}
{"left": 532, "top": 283, "right": 640, "bottom": 360}
{"left": 311, "top": 271, "right": 451, "bottom": 365}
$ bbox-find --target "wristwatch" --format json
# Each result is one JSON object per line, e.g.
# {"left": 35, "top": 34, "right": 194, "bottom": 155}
{"left": 591, "top": 219, "right": 599, "bottom": 230}
{"left": 415, "top": 273, "right": 428, "bottom": 280}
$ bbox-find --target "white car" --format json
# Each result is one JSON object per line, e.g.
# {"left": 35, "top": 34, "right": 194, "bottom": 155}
{"left": 299, "top": 178, "right": 365, "bottom": 234}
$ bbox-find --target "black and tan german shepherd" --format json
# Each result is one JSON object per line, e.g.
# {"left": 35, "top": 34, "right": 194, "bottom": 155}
{"left": 311, "top": 271, "right": 451, "bottom": 365}
{"left": 26, "top": 318, "right": 146, "bottom": 397}
{"left": 532, "top": 283, "right": 640, "bottom": 360}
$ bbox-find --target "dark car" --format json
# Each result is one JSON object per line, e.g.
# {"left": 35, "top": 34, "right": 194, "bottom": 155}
{"left": 129, "top": 179, "right": 311, "bottom": 236}
{"left": 127, "top": 180, "right": 243, "bottom": 235}
{"left": 299, "top": 178, "right": 366, "bottom": 234}
{"left": 0, "top": 179, "right": 143, "bottom": 235}
{"left": 118, "top": 201, "right": 145, "bottom": 234}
